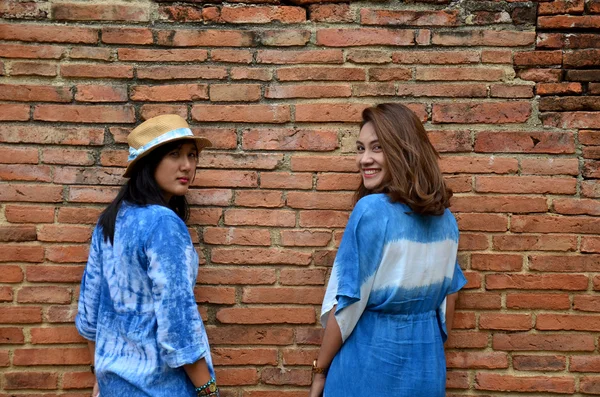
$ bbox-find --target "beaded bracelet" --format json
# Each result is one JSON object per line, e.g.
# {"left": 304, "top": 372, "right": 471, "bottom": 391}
{"left": 195, "top": 377, "right": 218, "bottom": 397}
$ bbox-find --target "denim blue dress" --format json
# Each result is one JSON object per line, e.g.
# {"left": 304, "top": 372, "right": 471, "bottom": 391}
{"left": 321, "top": 194, "right": 466, "bottom": 396}
{"left": 76, "top": 202, "right": 214, "bottom": 396}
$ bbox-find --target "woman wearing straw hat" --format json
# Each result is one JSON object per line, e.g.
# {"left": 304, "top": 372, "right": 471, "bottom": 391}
{"left": 76, "top": 115, "right": 219, "bottom": 397}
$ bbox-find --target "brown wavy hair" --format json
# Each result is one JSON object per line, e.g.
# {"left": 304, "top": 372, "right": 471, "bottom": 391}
{"left": 355, "top": 103, "right": 452, "bottom": 216}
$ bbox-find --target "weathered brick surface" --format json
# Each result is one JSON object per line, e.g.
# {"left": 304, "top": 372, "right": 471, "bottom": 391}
{"left": 0, "top": 0, "right": 598, "bottom": 395}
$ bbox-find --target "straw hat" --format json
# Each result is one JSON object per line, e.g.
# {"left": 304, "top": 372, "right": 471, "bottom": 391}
{"left": 124, "top": 114, "right": 211, "bottom": 178}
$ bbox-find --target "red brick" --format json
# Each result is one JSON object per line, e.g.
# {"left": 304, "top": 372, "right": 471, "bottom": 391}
{"left": 486, "top": 274, "right": 588, "bottom": 290}
{"left": 198, "top": 268, "right": 271, "bottom": 288}
{"left": 479, "top": 313, "right": 532, "bottom": 331}
{"left": 213, "top": 347, "right": 278, "bottom": 366}
{"left": 280, "top": 230, "right": 331, "bottom": 247}
{"left": 231, "top": 67, "right": 273, "bottom": 81}
{"left": 369, "top": 67, "right": 411, "bottom": 81}
{"left": 454, "top": 213, "right": 508, "bottom": 232}
{"left": 216, "top": 307, "right": 315, "bottom": 325}
{"left": 0, "top": 225, "right": 37, "bottom": 242}
{"left": 261, "top": 367, "right": 311, "bottom": 386}
{"left": 440, "top": 156, "right": 517, "bottom": 174}
{"left": 446, "top": 331, "right": 489, "bottom": 349}
{"left": 589, "top": 0, "right": 600, "bottom": 12}
{"left": 53, "top": 166, "right": 124, "bottom": 185}
{"left": 571, "top": 356, "right": 600, "bottom": 372}
{"left": 299, "top": 210, "right": 349, "bottom": 228}
{"left": 277, "top": 67, "right": 364, "bottom": 82}
{"left": 291, "top": 156, "right": 356, "bottom": 172}
{"left": 30, "top": 326, "right": 85, "bottom": 344}
{"left": 13, "top": 347, "right": 89, "bottom": 365}
{"left": 34, "top": 104, "right": 135, "bottom": 123}
{"left": 1, "top": 184, "right": 63, "bottom": 203}
{"left": 0, "top": 43, "right": 64, "bottom": 59}
{"left": 475, "top": 176, "right": 576, "bottom": 194}
{"left": 582, "top": 236, "right": 600, "bottom": 253}
{"left": 212, "top": 247, "right": 311, "bottom": 265}
{"left": 518, "top": 68, "right": 562, "bottom": 83}
{"left": 581, "top": 377, "right": 600, "bottom": 394}
{"left": 553, "top": 198, "right": 600, "bottom": 216}
{"left": 131, "top": 84, "right": 208, "bottom": 102}
{"left": 235, "top": 191, "right": 283, "bottom": 208}
{"left": 539, "top": 0, "right": 585, "bottom": 14}
{"left": 347, "top": 49, "right": 391, "bottom": 64}
{"left": 223, "top": 208, "right": 295, "bottom": 227}
{"left": 52, "top": 2, "right": 148, "bottom": 21}
{"left": 192, "top": 105, "right": 289, "bottom": 123}
{"left": 63, "top": 371, "right": 95, "bottom": 389}
{"left": 433, "top": 102, "right": 531, "bottom": 124}
{"left": 456, "top": 292, "right": 501, "bottom": 310}
{"left": 209, "top": 84, "right": 261, "bottom": 102}
{"left": 43, "top": 148, "right": 94, "bottom": 166}
{"left": 574, "top": 296, "right": 600, "bottom": 313}
{"left": 46, "top": 305, "right": 78, "bottom": 323}
{"left": 5, "top": 205, "right": 54, "bottom": 223}
{"left": 57, "top": 207, "right": 102, "bottom": 224}
{"left": 0, "top": 1, "right": 47, "bottom": 18}
{"left": 203, "top": 228, "right": 271, "bottom": 246}
{"left": 514, "top": 50, "right": 562, "bottom": 67}
{"left": 522, "top": 158, "right": 579, "bottom": 175}
{"left": 194, "top": 286, "right": 236, "bottom": 305}
{"left": 396, "top": 83, "right": 487, "bottom": 98}
{"left": 490, "top": 84, "right": 534, "bottom": 98}
{"left": 218, "top": 6, "right": 305, "bottom": 23}
{"left": 257, "top": 49, "right": 340, "bottom": 65}
{"left": 188, "top": 208, "right": 222, "bottom": 226}
{"left": 260, "top": 29, "right": 311, "bottom": 46}
{"left": 68, "top": 186, "right": 120, "bottom": 203}
{"left": 316, "top": 173, "right": 360, "bottom": 191}
{"left": 0, "top": 104, "right": 29, "bottom": 121}
{"left": 37, "top": 225, "right": 92, "bottom": 243}
{"left": 158, "top": 4, "right": 203, "bottom": 22}
{"left": 471, "top": 253, "right": 522, "bottom": 271}
{"left": 265, "top": 84, "right": 351, "bottom": 99}
{"left": 361, "top": 9, "right": 458, "bottom": 26}
{"left": 513, "top": 355, "right": 566, "bottom": 371}
{"left": 17, "top": 286, "right": 71, "bottom": 304}
{"left": 156, "top": 29, "right": 254, "bottom": 47}
{"left": 316, "top": 28, "right": 414, "bottom": 46}
{"left": 101, "top": 27, "right": 153, "bottom": 45}
{"left": 0, "top": 23, "right": 97, "bottom": 43}
{"left": 446, "top": 352, "right": 508, "bottom": 369}
{"left": 210, "top": 49, "right": 253, "bottom": 63}
{"left": 453, "top": 312, "right": 476, "bottom": 329}
{"left": 73, "top": 85, "right": 127, "bottom": 103}
{"left": 4, "top": 372, "right": 58, "bottom": 389}
{"left": 450, "top": 196, "right": 547, "bottom": 213}
{"left": 0, "top": 84, "right": 71, "bottom": 102}
{"left": 11, "top": 61, "right": 57, "bottom": 76}
{"left": 393, "top": 50, "right": 479, "bottom": 65}
{"left": 0, "top": 125, "right": 104, "bottom": 145}
{"left": 538, "top": 15, "right": 600, "bottom": 29}
{"left": 0, "top": 264, "right": 24, "bottom": 283}
{"left": 537, "top": 314, "right": 600, "bottom": 332}
{"left": 69, "top": 46, "right": 111, "bottom": 61}
{"left": 61, "top": 64, "right": 132, "bottom": 79}
{"left": 140, "top": 104, "right": 187, "bottom": 120}
{"left": 287, "top": 192, "right": 353, "bottom": 210}
{"left": 481, "top": 49, "right": 512, "bottom": 63}
{"left": 119, "top": 48, "right": 207, "bottom": 63}
{"left": 280, "top": 269, "right": 326, "bottom": 286}
{"left": 529, "top": 254, "right": 600, "bottom": 272}
{"left": 0, "top": 307, "right": 42, "bottom": 323}
{"left": 242, "top": 287, "right": 324, "bottom": 304}
{"left": 309, "top": 4, "right": 352, "bottom": 23}
{"left": 536, "top": 82, "right": 582, "bottom": 95}
{"left": 137, "top": 66, "right": 227, "bottom": 81}
{"left": 475, "top": 373, "right": 574, "bottom": 393}
{"left": 243, "top": 128, "right": 338, "bottom": 151}
{"left": 493, "top": 234, "right": 576, "bottom": 251}
{"left": 417, "top": 67, "right": 505, "bottom": 82}
{"left": 194, "top": 170, "right": 257, "bottom": 188}
{"left": 0, "top": 327, "right": 24, "bottom": 344}
{"left": 458, "top": 233, "right": 489, "bottom": 250}
{"left": 432, "top": 30, "right": 535, "bottom": 46}
{"left": 511, "top": 215, "right": 600, "bottom": 234}
{"left": 0, "top": 164, "right": 51, "bottom": 182}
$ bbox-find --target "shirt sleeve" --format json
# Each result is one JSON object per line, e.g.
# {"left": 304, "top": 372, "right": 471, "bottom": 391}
{"left": 438, "top": 260, "right": 467, "bottom": 342}
{"left": 146, "top": 214, "right": 209, "bottom": 368}
{"left": 75, "top": 226, "right": 103, "bottom": 341}
{"left": 321, "top": 199, "right": 388, "bottom": 341}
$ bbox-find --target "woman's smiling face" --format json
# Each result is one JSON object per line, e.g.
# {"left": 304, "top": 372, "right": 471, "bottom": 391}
{"left": 356, "top": 122, "right": 388, "bottom": 191}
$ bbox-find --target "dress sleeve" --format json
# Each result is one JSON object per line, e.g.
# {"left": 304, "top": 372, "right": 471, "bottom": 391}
{"left": 437, "top": 260, "right": 467, "bottom": 342}
{"left": 75, "top": 226, "right": 102, "bottom": 341}
{"left": 321, "top": 201, "right": 388, "bottom": 342}
{"left": 146, "top": 215, "right": 209, "bottom": 369}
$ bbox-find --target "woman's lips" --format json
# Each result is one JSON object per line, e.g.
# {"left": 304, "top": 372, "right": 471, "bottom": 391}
{"left": 178, "top": 178, "right": 189, "bottom": 183}
{"left": 362, "top": 169, "right": 380, "bottom": 178}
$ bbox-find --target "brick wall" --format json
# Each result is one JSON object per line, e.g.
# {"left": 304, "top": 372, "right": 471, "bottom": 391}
{"left": 0, "top": 0, "right": 599, "bottom": 394}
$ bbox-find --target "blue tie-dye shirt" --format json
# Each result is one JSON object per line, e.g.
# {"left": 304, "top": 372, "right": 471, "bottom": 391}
{"left": 321, "top": 193, "right": 466, "bottom": 397}
{"left": 76, "top": 202, "right": 214, "bottom": 396}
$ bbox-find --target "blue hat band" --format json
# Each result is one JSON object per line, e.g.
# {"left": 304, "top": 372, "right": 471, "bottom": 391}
{"left": 128, "top": 128, "right": 194, "bottom": 162}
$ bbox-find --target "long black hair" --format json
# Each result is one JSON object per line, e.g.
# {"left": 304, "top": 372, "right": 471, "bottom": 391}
{"left": 98, "top": 140, "right": 194, "bottom": 244}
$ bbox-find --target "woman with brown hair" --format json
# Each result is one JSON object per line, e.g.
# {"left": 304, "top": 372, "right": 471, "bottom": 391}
{"left": 309, "top": 103, "right": 466, "bottom": 397}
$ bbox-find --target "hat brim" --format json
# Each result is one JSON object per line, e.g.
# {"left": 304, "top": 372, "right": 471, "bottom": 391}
{"left": 123, "top": 136, "right": 211, "bottom": 178}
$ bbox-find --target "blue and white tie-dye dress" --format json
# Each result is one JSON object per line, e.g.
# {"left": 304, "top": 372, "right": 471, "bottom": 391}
{"left": 76, "top": 202, "right": 214, "bottom": 396}
{"left": 321, "top": 193, "right": 466, "bottom": 396}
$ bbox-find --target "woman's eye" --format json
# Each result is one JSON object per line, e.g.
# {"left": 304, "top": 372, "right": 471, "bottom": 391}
{"left": 169, "top": 151, "right": 179, "bottom": 158}
{"left": 189, "top": 152, "right": 198, "bottom": 159}
{"left": 373, "top": 145, "right": 382, "bottom": 151}
{"left": 356, "top": 146, "right": 365, "bottom": 152}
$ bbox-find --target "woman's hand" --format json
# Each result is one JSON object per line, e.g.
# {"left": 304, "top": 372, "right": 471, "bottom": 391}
{"left": 92, "top": 380, "right": 100, "bottom": 397}
{"left": 309, "top": 373, "right": 326, "bottom": 397}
